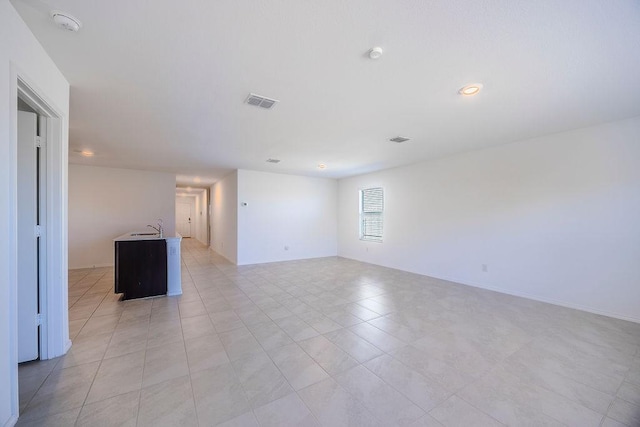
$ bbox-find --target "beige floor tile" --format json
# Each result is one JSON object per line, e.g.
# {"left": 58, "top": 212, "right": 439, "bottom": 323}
{"left": 142, "top": 340, "right": 189, "bottom": 388}
{"left": 254, "top": 393, "right": 318, "bottom": 427}
{"left": 55, "top": 332, "right": 112, "bottom": 370}
{"left": 268, "top": 343, "right": 330, "bottom": 390}
{"left": 299, "top": 335, "right": 359, "bottom": 376}
{"left": 76, "top": 390, "right": 139, "bottom": 426}
{"left": 364, "top": 354, "right": 450, "bottom": 411}
{"left": 334, "top": 365, "right": 425, "bottom": 425}
{"left": 618, "top": 381, "right": 640, "bottom": 407}
{"left": 298, "top": 377, "right": 382, "bottom": 427}
{"left": 191, "top": 363, "right": 251, "bottom": 425}
{"left": 429, "top": 395, "right": 504, "bottom": 427}
{"left": 219, "top": 326, "right": 265, "bottom": 361}
{"left": 86, "top": 350, "right": 144, "bottom": 404}
{"left": 180, "top": 314, "right": 216, "bottom": 340}
{"left": 324, "top": 328, "right": 384, "bottom": 363}
{"left": 216, "top": 410, "right": 260, "bottom": 427}
{"left": 247, "top": 320, "right": 294, "bottom": 350}
{"left": 16, "top": 407, "right": 81, "bottom": 427}
{"left": 185, "top": 333, "right": 230, "bottom": 374}
{"left": 21, "top": 362, "right": 100, "bottom": 422}
{"left": 138, "top": 375, "right": 198, "bottom": 427}
{"left": 20, "top": 242, "right": 640, "bottom": 427}
{"left": 231, "top": 351, "right": 293, "bottom": 408}
{"left": 607, "top": 398, "right": 640, "bottom": 427}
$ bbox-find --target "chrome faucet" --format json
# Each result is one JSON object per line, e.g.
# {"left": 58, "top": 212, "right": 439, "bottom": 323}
{"left": 147, "top": 218, "right": 163, "bottom": 238}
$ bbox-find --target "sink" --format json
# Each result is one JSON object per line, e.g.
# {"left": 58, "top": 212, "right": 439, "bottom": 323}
{"left": 130, "top": 232, "right": 159, "bottom": 236}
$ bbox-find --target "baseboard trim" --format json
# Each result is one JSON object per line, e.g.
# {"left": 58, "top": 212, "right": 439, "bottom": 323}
{"left": 68, "top": 263, "right": 113, "bottom": 270}
{"left": 4, "top": 414, "right": 18, "bottom": 427}
{"left": 209, "top": 247, "right": 237, "bottom": 265}
{"left": 337, "top": 255, "right": 640, "bottom": 324}
{"left": 430, "top": 272, "right": 640, "bottom": 324}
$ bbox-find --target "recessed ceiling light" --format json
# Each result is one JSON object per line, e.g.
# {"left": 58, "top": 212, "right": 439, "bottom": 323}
{"left": 317, "top": 163, "right": 327, "bottom": 170}
{"left": 50, "top": 10, "right": 82, "bottom": 32}
{"left": 458, "top": 83, "right": 483, "bottom": 96}
{"left": 368, "top": 47, "right": 383, "bottom": 60}
{"left": 74, "top": 149, "right": 94, "bottom": 157}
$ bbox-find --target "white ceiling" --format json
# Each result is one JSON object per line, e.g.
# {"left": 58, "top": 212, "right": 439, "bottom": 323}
{"left": 11, "top": 0, "right": 640, "bottom": 184}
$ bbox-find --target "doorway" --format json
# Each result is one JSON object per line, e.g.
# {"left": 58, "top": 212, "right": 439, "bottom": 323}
{"left": 11, "top": 74, "right": 69, "bottom": 420}
{"left": 175, "top": 187, "right": 209, "bottom": 245}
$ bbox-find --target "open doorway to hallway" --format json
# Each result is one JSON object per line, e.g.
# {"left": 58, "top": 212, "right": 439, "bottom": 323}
{"left": 175, "top": 187, "right": 210, "bottom": 246}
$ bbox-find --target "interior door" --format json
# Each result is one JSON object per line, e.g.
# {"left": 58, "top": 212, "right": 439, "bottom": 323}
{"left": 176, "top": 202, "right": 192, "bottom": 237}
{"left": 17, "top": 111, "right": 39, "bottom": 363}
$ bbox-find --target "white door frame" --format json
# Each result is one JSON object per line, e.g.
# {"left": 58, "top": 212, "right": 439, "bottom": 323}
{"left": 10, "top": 66, "right": 69, "bottom": 419}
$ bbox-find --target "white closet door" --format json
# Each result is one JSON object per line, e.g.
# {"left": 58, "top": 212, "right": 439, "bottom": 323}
{"left": 18, "top": 111, "right": 39, "bottom": 363}
{"left": 176, "top": 202, "right": 192, "bottom": 237}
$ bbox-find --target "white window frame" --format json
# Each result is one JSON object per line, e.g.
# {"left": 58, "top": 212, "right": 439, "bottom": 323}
{"left": 359, "top": 187, "right": 384, "bottom": 243}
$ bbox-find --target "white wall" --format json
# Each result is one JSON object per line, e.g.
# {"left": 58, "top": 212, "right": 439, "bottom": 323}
{"left": 1, "top": 1, "right": 70, "bottom": 425}
{"left": 338, "top": 116, "right": 640, "bottom": 322}
{"left": 194, "top": 189, "right": 208, "bottom": 244}
{"left": 69, "top": 165, "right": 176, "bottom": 269}
{"left": 201, "top": 189, "right": 209, "bottom": 244}
{"left": 237, "top": 169, "right": 337, "bottom": 265}
{"left": 211, "top": 171, "right": 238, "bottom": 263}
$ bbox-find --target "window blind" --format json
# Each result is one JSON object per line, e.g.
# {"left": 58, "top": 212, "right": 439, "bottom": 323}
{"left": 361, "top": 187, "right": 383, "bottom": 241}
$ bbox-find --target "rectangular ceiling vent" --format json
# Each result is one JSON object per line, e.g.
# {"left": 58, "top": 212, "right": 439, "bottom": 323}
{"left": 246, "top": 93, "right": 279, "bottom": 109}
{"left": 266, "top": 158, "right": 281, "bottom": 163}
{"left": 389, "top": 136, "right": 410, "bottom": 143}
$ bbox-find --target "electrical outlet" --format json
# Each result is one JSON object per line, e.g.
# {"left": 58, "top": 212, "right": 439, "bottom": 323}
{"left": 482, "top": 264, "right": 488, "bottom": 272}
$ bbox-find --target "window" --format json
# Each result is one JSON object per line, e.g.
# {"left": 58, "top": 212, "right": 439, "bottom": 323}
{"left": 360, "top": 187, "right": 383, "bottom": 242}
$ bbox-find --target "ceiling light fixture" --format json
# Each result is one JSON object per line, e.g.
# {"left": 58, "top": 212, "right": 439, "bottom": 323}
{"left": 458, "top": 83, "right": 483, "bottom": 96}
{"left": 317, "top": 163, "right": 327, "bottom": 170}
{"left": 50, "top": 10, "right": 82, "bottom": 32}
{"left": 73, "top": 149, "right": 94, "bottom": 157}
{"left": 368, "top": 47, "right": 383, "bottom": 59}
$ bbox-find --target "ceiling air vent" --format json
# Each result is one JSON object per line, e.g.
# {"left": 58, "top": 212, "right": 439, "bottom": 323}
{"left": 389, "top": 136, "right": 410, "bottom": 143}
{"left": 266, "top": 158, "right": 281, "bottom": 163}
{"left": 246, "top": 93, "right": 279, "bottom": 109}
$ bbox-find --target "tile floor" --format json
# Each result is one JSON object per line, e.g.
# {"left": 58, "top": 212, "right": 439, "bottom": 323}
{"left": 17, "top": 239, "right": 640, "bottom": 426}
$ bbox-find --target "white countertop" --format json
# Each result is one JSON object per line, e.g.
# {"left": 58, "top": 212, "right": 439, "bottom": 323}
{"left": 114, "top": 231, "right": 182, "bottom": 242}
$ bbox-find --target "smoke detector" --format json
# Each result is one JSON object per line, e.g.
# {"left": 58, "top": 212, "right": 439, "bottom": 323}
{"left": 368, "top": 47, "right": 383, "bottom": 59}
{"left": 50, "top": 11, "right": 82, "bottom": 32}
{"left": 246, "top": 93, "right": 279, "bottom": 109}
